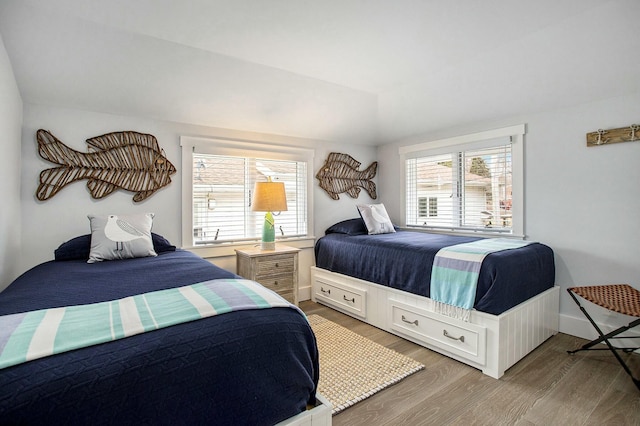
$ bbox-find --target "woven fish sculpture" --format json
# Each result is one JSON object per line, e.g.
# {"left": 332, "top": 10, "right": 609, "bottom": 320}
{"left": 36, "top": 129, "right": 176, "bottom": 202}
{"left": 316, "top": 152, "right": 377, "bottom": 200}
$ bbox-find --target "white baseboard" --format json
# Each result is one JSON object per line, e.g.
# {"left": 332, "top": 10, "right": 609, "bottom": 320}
{"left": 560, "top": 313, "right": 598, "bottom": 340}
{"left": 298, "top": 285, "right": 311, "bottom": 302}
{"left": 560, "top": 313, "right": 640, "bottom": 351}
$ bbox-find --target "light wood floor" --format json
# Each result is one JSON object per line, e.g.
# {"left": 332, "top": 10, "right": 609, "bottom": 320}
{"left": 300, "top": 301, "right": 640, "bottom": 426}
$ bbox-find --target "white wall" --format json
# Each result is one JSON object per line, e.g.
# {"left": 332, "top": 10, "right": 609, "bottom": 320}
{"left": 377, "top": 92, "right": 640, "bottom": 339}
{"left": 0, "top": 0, "right": 379, "bottom": 146}
{"left": 0, "top": 34, "right": 23, "bottom": 291}
{"left": 12, "top": 88, "right": 640, "bottom": 341}
{"left": 19, "top": 103, "right": 376, "bottom": 292}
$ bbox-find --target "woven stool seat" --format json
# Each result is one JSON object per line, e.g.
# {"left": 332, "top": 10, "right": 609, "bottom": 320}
{"left": 568, "top": 284, "right": 640, "bottom": 317}
{"left": 567, "top": 284, "right": 640, "bottom": 391}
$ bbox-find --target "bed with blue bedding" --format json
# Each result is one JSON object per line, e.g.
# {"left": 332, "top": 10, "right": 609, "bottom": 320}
{"left": 311, "top": 218, "right": 558, "bottom": 379}
{"left": 314, "top": 222, "right": 555, "bottom": 315}
{"left": 0, "top": 237, "right": 319, "bottom": 425}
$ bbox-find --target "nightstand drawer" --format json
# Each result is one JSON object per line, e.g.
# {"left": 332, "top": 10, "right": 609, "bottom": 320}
{"left": 255, "top": 255, "right": 295, "bottom": 276}
{"left": 260, "top": 274, "right": 294, "bottom": 292}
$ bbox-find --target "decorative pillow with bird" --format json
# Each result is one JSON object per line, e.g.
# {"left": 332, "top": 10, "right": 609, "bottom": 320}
{"left": 87, "top": 213, "right": 157, "bottom": 263}
{"left": 357, "top": 203, "right": 396, "bottom": 235}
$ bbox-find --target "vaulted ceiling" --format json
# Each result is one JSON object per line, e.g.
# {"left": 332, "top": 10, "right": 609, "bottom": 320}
{"left": 1, "top": 0, "right": 638, "bottom": 144}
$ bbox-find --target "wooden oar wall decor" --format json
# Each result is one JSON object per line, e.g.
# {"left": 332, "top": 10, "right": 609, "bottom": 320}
{"left": 36, "top": 129, "right": 177, "bottom": 202}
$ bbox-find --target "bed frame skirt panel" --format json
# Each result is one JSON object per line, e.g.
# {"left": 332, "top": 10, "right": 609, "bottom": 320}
{"left": 277, "top": 393, "right": 332, "bottom": 426}
{"left": 311, "top": 266, "right": 559, "bottom": 379}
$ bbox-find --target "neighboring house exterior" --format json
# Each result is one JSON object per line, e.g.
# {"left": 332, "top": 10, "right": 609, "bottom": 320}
{"left": 416, "top": 163, "right": 511, "bottom": 229}
{"left": 192, "top": 156, "right": 303, "bottom": 244}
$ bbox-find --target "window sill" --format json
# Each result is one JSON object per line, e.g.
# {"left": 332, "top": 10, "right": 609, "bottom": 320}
{"left": 401, "top": 227, "right": 525, "bottom": 240}
{"left": 183, "top": 236, "right": 317, "bottom": 259}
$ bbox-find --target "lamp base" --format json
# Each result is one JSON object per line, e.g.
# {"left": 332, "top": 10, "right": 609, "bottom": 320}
{"left": 261, "top": 211, "right": 276, "bottom": 251}
{"left": 260, "top": 241, "right": 276, "bottom": 251}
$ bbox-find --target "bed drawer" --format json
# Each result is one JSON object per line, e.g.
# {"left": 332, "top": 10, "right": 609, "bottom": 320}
{"left": 389, "top": 301, "right": 486, "bottom": 365}
{"left": 313, "top": 279, "right": 366, "bottom": 319}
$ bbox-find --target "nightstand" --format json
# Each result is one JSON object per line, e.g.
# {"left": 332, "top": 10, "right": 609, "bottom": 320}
{"left": 235, "top": 245, "right": 300, "bottom": 305}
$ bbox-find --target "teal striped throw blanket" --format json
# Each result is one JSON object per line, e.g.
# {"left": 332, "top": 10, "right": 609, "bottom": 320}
{"left": 0, "top": 278, "right": 298, "bottom": 370}
{"left": 431, "top": 238, "right": 533, "bottom": 321}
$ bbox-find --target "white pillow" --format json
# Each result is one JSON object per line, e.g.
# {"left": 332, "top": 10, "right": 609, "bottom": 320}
{"left": 357, "top": 204, "right": 396, "bottom": 235}
{"left": 87, "top": 213, "right": 157, "bottom": 263}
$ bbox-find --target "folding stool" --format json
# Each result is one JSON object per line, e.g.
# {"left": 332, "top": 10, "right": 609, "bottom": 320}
{"left": 567, "top": 284, "right": 640, "bottom": 391}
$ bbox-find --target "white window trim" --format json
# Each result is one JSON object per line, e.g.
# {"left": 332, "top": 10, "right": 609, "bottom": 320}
{"left": 399, "top": 124, "right": 525, "bottom": 238}
{"left": 180, "top": 136, "right": 315, "bottom": 253}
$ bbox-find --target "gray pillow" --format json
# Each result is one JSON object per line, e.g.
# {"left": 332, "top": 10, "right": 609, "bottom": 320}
{"left": 357, "top": 203, "right": 396, "bottom": 235}
{"left": 87, "top": 213, "right": 157, "bottom": 263}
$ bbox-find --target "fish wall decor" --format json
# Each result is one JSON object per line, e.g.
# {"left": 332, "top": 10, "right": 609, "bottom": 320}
{"left": 36, "top": 129, "right": 176, "bottom": 202}
{"left": 316, "top": 152, "right": 377, "bottom": 200}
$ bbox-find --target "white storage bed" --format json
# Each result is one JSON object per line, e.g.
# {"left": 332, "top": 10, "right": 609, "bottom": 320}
{"left": 311, "top": 266, "right": 559, "bottom": 379}
{"left": 277, "top": 393, "right": 332, "bottom": 426}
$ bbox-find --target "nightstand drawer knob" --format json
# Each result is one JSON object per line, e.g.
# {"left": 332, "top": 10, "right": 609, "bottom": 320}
{"left": 275, "top": 263, "right": 279, "bottom": 267}
{"left": 274, "top": 281, "right": 278, "bottom": 285}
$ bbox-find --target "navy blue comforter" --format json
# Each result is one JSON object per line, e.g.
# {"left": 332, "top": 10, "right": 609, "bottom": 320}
{"left": 0, "top": 250, "right": 318, "bottom": 425}
{"left": 315, "top": 231, "right": 555, "bottom": 315}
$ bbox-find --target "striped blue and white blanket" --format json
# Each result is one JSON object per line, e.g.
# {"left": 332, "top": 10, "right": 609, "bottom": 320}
{"left": 431, "top": 238, "right": 533, "bottom": 321}
{"left": 0, "top": 278, "right": 297, "bottom": 370}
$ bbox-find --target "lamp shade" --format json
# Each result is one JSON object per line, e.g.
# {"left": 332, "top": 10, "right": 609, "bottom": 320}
{"left": 251, "top": 181, "right": 288, "bottom": 212}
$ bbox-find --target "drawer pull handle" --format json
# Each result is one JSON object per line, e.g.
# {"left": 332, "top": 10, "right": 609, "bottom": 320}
{"left": 343, "top": 295, "right": 355, "bottom": 303}
{"left": 320, "top": 287, "right": 331, "bottom": 295}
{"left": 443, "top": 330, "right": 465, "bottom": 343}
{"left": 275, "top": 263, "right": 279, "bottom": 267}
{"left": 274, "top": 281, "right": 278, "bottom": 286}
{"left": 401, "top": 315, "right": 418, "bottom": 326}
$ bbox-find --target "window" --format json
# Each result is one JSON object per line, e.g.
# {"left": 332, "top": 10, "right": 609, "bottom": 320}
{"left": 418, "top": 197, "right": 438, "bottom": 218}
{"left": 429, "top": 197, "right": 438, "bottom": 217}
{"left": 418, "top": 197, "right": 428, "bottom": 217}
{"left": 400, "top": 125, "right": 524, "bottom": 236}
{"left": 181, "top": 136, "right": 313, "bottom": 247}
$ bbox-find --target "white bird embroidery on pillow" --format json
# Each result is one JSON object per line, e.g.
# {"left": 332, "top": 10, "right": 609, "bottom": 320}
{"left": 104, "top": 215, "right": 144, "bottom": 251}
{"left": 370, "top": 205, "right": 391, "bottom": 233}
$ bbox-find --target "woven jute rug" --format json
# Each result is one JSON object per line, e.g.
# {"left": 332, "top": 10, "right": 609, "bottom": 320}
{"left": 307, "top": 314, "right": 424, "bottom": 415}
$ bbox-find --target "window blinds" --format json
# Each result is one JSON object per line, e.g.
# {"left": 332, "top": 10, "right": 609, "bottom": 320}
{"left": 406, "top": 143, "right": 512, "bottom": 232}
{"left": 192, "top": 154, "right": 307, "bottom": 244}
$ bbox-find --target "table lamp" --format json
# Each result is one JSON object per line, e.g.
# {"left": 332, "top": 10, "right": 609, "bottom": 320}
{"left": 251, "top": 177, "right": 288, "bottom": 250}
